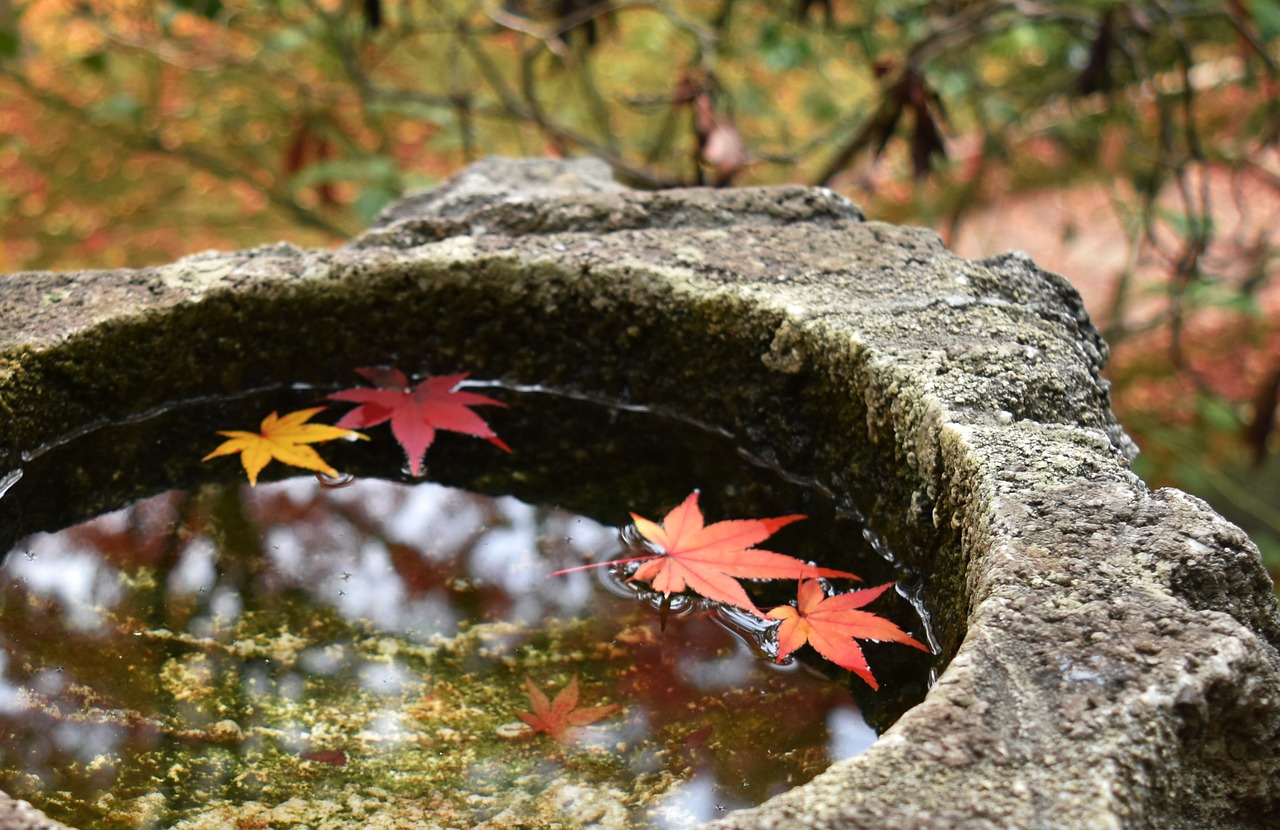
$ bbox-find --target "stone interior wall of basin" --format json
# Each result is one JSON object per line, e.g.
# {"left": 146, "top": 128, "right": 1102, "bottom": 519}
{"left": 0, "top": 157, "right": 1276, "bottom": 829}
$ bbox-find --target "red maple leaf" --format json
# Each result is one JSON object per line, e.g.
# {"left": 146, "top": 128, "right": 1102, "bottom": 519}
{"left": 517, "top": 674, "right": 618, "bottom": 744}
{"left": 617, "top": 491, "right": 855, "bottom": 617}
{"left": 767, "top": 579, "right": 930, "bottom": 690}
{"left": 326, "top": 368, "right": 510, "bottom": 475}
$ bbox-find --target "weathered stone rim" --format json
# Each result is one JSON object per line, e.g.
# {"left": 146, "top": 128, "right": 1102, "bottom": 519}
{"left": 0, "top": 158, "right": 1277, "bottom": 829}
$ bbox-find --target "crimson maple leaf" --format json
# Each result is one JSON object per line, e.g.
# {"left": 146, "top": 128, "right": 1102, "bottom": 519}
{"left": 767, "top": 579, "right": 929, "bottom": 690}
{"left": 622, "top": 491, "right": 854, "bottom": 617}
{"left": 327, "top": 368, "right": 510, "bottom": 476}
{"left": 517, "top": 674, "right": 618, "bottom": 744}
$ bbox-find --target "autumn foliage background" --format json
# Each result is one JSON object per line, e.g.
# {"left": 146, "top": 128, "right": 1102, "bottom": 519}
{"left": 2, "top": 0, "right": 1279, "bottom": 581}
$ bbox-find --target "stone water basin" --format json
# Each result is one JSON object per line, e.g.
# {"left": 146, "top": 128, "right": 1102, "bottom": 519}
{"left": 0, "top": 157, "right": 1276, "bottom": 828}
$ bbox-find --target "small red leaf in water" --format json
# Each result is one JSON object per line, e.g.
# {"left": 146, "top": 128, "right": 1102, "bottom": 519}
{"left": 517, "top": 674, "right": 617, "bottom": 745}
{"left": 327, "top": 368, "right": 510, "bottom": 475}
{"left": 768, "top": 579, "right": 929, "bottom": 690}
{"left": 682, "top": 723, "right": 716, "bottom": 766}
{"left": 299, "top": 749, "right": 347, "bottom": 767}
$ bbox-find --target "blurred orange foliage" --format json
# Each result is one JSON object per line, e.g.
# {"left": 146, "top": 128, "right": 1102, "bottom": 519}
{"left": 2, "top": 0, "right": 1279, "bottom": 575}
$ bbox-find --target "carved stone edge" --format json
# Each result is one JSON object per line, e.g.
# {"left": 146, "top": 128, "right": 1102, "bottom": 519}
{"left": 0, "top": 159, "right": 1276, "bottom": 829}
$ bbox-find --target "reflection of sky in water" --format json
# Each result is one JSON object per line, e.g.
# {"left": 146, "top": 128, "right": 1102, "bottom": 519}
{"left": 647, "top": 704, "right": 876, "bottom": 825}
{"left": 0, "top": 476, "right": 882, "bottom": 829}
{"left": 5, "top": 548, "right": 120, "bottom": 631}
{"left": 53, "top": 721, "right": 120, "bottom": 764}
{"left": 243, "top": 479, "right": 613, "bottom": 633}
{"left": 4, "top": 476, "right": 619, "bottom": 641}
{"left": 168, "top": 537, "right": 217, "bottom": 594}
{"left": 358, "top": 659, "right": 414, "bottom": 696}
{"left": 655, "top": 775, "right": 721, "bottom": 828}
{"left": 0, "top": 653, "right": 24, "bottom": 714}
{"left": 827, "top": 705, "right": 879, "bottom": 759}
{"left": 677, "top": 642, "right": 756, "bottom": 691}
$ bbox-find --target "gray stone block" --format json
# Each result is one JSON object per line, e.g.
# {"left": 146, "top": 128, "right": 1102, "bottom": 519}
{"left": 0, "top": 158, "right": 1276, "bottom": 829}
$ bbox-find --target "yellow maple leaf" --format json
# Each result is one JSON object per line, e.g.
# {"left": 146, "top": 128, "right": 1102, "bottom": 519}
{"left": 202, "top": 407, "right": 367, "bottom": 486}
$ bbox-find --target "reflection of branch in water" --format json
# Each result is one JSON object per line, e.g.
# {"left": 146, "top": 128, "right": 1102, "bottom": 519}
{"left": 129, "top": 625, "right": 315, "bottom": 667}
{"left": 18, "top": 684, "right": 250, "bottom": 748}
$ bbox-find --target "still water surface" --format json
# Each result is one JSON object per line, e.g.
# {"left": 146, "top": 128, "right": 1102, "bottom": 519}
{"left": 0, "top": 477, "right": 895, "bottom": 829}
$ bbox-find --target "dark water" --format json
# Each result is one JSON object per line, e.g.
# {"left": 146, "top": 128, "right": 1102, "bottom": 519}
{"left": 0, "top": 384, "right": 934, "bottom": 828}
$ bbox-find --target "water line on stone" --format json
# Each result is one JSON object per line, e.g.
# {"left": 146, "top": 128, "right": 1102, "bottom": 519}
{"left": 16, "top": 382, "right": 296, "bottom": 464}
{"left": 0, "top": 469, "right": 21, "bottom": 500}
{"left": 471, "top": 379, "right": 739, "bottom": 440}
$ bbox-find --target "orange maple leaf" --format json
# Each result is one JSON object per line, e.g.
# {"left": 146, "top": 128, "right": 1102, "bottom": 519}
{"left": 517, "top": 674, "right": 618, "bottom": 744}
{"left": 767, "top": 579, "right": 930, "bottom": 690}
{"left": 202, "top": 407, "right": 366, "bottom": 486}
{"left": 626, "top": 491, "right": 855, "bottom": 617}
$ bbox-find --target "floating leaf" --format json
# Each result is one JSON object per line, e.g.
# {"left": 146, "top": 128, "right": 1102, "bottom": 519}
{"left": 768, "top": 579, "right": 929, "bottom": 690}
{"left": 202, "top": 407, "right": 366, "bottom": 486}
{"left": 328, "top": 368, "right": 509, "bottom": 476}
{"left": 581, "top": 491, "right": 857, "bottom": 617}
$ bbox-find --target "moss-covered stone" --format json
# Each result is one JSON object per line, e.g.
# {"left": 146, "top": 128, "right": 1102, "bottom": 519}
{"left": 0, "top": 157, "right": 1277, "bottom": 829}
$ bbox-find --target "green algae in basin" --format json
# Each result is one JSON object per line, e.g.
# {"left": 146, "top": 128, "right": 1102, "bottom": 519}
{"left": 0, "top": 388, "right": 933, "bottom": 829}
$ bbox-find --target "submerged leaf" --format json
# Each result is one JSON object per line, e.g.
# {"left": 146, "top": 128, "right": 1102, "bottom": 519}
{"left": 768, "top": 579, "right": 929, "bottom": 690}
{"left": 327, "top": 368, "right": 509, "bottom": 476}
{"left": 202, "top": 407, "right": 366, "bottom": 486}
{"left": 517, "top": 674, "right": 617, "bottom": 744}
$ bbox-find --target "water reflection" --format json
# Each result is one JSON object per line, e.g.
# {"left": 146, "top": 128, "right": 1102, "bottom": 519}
{"left": 0, "top": 477, "right": 878, "bottom": 829}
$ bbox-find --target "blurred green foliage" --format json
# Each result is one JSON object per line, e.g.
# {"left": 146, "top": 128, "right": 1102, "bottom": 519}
{"left": 2, "top": 0, "right": 1279, "bottom": 583}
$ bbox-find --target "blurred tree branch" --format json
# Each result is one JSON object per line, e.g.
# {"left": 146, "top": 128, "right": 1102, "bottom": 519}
{"left": 3, "top": 2, "right": 1279, "bottom": 533}
{"left": 4, "top": 69, "right": 351, "bottom": 239}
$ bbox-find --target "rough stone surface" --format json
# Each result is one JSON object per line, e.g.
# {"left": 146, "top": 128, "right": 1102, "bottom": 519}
{"left": 367, "top": 155, "right": 627, "bottom": 228}
{"left": 0, "top": 799, "right": 72, "bottom": 830}
{"left": 0, "top": 158, "right": 1277, "bottom": 829}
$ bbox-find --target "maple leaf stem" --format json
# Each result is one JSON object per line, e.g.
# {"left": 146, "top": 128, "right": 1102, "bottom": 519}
{"left": 546, "top": 555, "right": 655, "bottom": 578}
